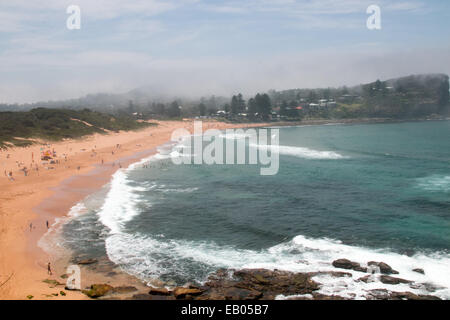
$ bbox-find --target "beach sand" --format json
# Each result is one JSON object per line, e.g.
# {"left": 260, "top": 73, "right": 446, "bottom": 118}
{"left": 0, "top": 120, "right": 269, "bottom": 300}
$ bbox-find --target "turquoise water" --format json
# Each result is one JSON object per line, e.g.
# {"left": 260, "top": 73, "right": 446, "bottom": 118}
{"left": 63, "top": 120, "right": 450, "bottom": 298}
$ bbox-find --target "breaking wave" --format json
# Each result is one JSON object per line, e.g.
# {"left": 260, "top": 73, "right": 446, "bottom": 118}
{"left": 252, "top": 144, "right": 346, "bottom": 160}
{"left": 416, "top": 175, "right": 450, "bottom": 193}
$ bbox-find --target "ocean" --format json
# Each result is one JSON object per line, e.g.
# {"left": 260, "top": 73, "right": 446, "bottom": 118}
{"left": 59, "top": 120, "right": 450, "bottom": 299}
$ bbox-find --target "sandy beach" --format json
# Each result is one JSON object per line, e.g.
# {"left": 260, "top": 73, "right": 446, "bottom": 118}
{"left": 0, "top": 120, "right": 270, "bottom": 300}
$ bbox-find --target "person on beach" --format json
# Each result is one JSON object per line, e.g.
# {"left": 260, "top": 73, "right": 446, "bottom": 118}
{"left": 29, "top": 223, "right": 32, "bottom": 232}
{"left": 47, "top": 262, "right": 52, "bottom": 275}
{"left": 46, "top": 220, "right": 49, "bottom": 229}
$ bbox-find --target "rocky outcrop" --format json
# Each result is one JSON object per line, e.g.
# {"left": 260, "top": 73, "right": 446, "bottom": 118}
{"left": 82, "top": 284, "right": 114, "bottom": 298}
{"left": 173, "top": 287, "right": 204, "bottom": 299}
{"left": 198, "top": 269, "right": 320, "bottom": 300}
{"left": 367, "top": 261, "right": 399, "bottom": 275}
{"left": 88, "top": 264, "right": 442, "bottom": 300}
{"left": 149, "top": 287, "right": 171, "bottom": 296}
{"left": 366, "top": 289, "right": 441, "bottom": 300}
{"left": 332, "top": 259, "right": 367, "bottom": 272}
{"left": 412, "top": 268, "right": 425, "bottom": 275}
{"left": 379, "top": 275, "right": 411, "bottom": 285}
{"left": 76, "top": 258, "right": 98, "bottom": 265}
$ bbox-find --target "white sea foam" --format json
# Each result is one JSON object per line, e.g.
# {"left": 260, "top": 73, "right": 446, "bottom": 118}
{"left": 104, "top": 226, "right": 450, "bottom": 299}
{"left": 416, "top": 175, "right": 450, "bottom": 192}
{"left": 97, "top": 170, "right": 145, "bottom": 234}
{"left": 252, "top": 144, "right": 346, "bottom": 160}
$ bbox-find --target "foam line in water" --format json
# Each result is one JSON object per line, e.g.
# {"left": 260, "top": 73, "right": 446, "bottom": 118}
{"left": 251, "top": 144, "right": 346, "bottom": 160}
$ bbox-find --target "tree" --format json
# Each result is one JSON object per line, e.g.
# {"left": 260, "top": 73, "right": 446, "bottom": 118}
{"left": 197, "top": 103, "right": 207, "bottom": 116}
{"left": 280, "top": 100, "right": 288, "bottom": 116}
{"left": 153, "top": 103, "right": 165, "bottom": 116}
{"left": 230, "top": 93, "right": 246, "bottom": 115}
{"left": 341, "top": 86, "right": 349, "bottom": 95}
{"left": 248, "top": 98, "right": 257, "bottom": 117}
{"left": 307, "top": 90, "right": 317, "bottom": 103}
{"left": 230, "top": 95, "right": 239, "bottom": 115}
{"left": 322, "top": 88, "right": 331, "bottom": 100}
{"left": 237, "top": 93, "right": 246, "bottom": 113}
{"left": 254, "top": 93, "right": 272, "bottom": 120}
{"left": 167, "top": 101, "right": 181, "bottom": 118}
{"left": 438, "top": 76, "right": 449, "bottom": 109}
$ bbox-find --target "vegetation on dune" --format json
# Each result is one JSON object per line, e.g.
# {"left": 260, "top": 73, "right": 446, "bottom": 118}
{"left": 0, "top": 108, "right": 155, "bottom": 148}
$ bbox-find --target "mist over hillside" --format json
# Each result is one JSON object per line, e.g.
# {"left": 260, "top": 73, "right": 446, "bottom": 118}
{"left": 1, "top": 74, "right": 448, "bottom": 119}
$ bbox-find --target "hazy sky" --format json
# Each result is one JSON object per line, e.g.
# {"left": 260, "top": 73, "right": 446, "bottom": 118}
{"left": 1, "top": 0, "right": 449, "bottom": 103}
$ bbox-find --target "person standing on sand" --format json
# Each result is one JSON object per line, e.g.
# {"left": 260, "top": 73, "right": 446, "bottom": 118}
{"left": 46, "top": 220, "right": 49, "bottom": 229}
{"left": 29, "top": 223, "right": 32, "bottom": 232}
{"left": 47, "top": 262, "right": 52, "bottom": 275}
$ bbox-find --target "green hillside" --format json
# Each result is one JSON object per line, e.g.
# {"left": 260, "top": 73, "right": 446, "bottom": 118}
{"left": 0, "top": 108, "right": 155, "bottom": 149}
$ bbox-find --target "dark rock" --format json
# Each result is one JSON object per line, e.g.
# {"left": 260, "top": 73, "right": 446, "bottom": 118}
{"left": 379, "top": 275, "right": 411, "bottom": 285}
{"left": 366, "top": 289, "right": 392, "bottom": 300}
{"left": 149, "top": 287, "right": 171, "bottom": 296}
{"left": 113, "top": 286, "right": 138, "bottom": 294}
{"left": 412, "top": 268, "right": 425, "bottom": 275}
{"left": 199, "top": 269, "right": 320, "bottom": 300}
{"left": 367, "top": 261, "right": 399, "bottom": 275}
{"left": 357, "top": 275, "right": 372, "bottom": 283}
{"left": 82, "top": 284, "right": 114, "bottom": 298}
{"left": 332, "top": 259, "right": 367, "bottom": 272}
{"left": 130, "top": 294, "right": 153, "bottom": 300}
{"left": 77, "top": 258, "right": 98, "bottom": 265}
{"left": 390, "top": 292, "right": 441, "bottom": 300}
{"left": 173, "top": 287, "right": 204, "bottom": 299}
{"left": 409, "top": 282, "right": 443, "bottom": 293}
{"left": 131, "top": 293, "right": 175, "bottom": 300}
{"left": 312, "top": 293, "right": 349, "bottom": 300}
{"left": 203, "top": 287, "right": 262, "bottom": 300}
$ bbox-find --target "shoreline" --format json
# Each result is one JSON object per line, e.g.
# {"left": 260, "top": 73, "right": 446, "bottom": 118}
{"left": 0, "top": 120, "right": 270, "bottom": 300}
{"left": 1, "top": 117, "right": 448, "bottom": 300}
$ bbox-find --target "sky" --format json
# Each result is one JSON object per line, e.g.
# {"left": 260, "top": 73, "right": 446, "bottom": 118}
{"left": 0, "top": 0, "right": 449, "bottom": 103}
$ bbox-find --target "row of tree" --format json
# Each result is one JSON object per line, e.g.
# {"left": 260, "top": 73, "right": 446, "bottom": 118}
{"left": 148, "top": 101, "right": 181, "bottom": 118}
{"left": 223, "top": 93, "right": 273, "bottom": 120}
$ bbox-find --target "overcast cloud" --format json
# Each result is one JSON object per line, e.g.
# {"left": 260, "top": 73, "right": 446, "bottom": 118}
{"left": 0, "top": 0, "right": 449, "bottom": 103}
